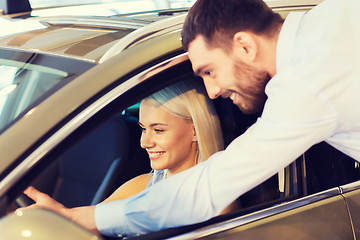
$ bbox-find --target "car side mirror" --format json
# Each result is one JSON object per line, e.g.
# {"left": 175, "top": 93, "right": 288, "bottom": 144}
{"left": 0, "top": 208, "right": 103, "bottom": 240}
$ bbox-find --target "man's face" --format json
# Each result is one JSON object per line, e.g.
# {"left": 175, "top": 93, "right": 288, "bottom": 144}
{"left": 188, "top": 35, "right": 270, "bottom": 114}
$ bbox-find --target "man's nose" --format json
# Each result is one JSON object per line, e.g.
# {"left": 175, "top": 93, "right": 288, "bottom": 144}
{"left": 203, "top": 79, "right": 222, "bottom": 99}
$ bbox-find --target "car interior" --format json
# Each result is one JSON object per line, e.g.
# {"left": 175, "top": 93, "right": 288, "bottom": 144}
{"left": 15, "top": 110, "right": 150, "bottom": 208}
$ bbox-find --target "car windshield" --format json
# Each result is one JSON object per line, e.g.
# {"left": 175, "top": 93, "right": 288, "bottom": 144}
{"left": 0, "top": 49, "right": 94, "bottom": 133}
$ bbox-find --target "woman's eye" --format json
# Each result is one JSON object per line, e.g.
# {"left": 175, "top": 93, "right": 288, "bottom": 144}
{"left": 139, "top": 127, "right": 146, "bottom": 133}
{"left": 154, "top": 129, "right": 165, "bottom": 134}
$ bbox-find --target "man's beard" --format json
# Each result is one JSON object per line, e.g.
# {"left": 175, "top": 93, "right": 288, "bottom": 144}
{"left": 232, "top": 59, "right": 271, "bottom": 114}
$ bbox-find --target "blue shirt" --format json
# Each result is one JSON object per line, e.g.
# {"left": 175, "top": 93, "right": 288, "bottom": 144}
{"left": 95, "top": 0, "right": 360, "bottom": 237}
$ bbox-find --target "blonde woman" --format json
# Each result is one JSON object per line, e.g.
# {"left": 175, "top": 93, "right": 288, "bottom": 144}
{"left": 22, "top": 79, "right": 239, "bottom": 233}
{"left": 103, "top": 79, "right": 229, "bottom": 204}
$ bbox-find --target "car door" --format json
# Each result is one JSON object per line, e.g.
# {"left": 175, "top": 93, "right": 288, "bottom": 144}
{"left": 181, "top": 189, "right": 352, "bottom": 240}
{"left": 162, "top": 144, "right": 358, "bottom": 240}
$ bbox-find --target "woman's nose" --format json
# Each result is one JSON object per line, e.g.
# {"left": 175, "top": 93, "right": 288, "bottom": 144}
{"left": 140, "top": 132, "right": 154, "bottom": 149}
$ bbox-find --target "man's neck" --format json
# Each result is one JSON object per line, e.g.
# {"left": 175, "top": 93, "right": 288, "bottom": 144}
{"left": 257, "top": 24, "right": 283, "bottom": 78}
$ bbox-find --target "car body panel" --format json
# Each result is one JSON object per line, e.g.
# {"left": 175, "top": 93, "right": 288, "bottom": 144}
{"left": 168, "top": 187, "right": 353, "bottom": 239}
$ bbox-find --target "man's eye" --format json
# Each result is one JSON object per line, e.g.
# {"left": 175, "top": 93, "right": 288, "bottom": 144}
{"left": 204, "top": 71, "right": 211, "bottom": 76}
{"left": 139, "top": 127, "right": 146, "bottom": 132}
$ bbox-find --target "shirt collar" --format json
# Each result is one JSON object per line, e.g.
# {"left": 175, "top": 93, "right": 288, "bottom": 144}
{"left": 276, "top": 11, "right": 305, "bottom": 73}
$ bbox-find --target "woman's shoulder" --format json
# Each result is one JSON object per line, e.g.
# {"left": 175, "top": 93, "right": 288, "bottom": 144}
{"left": 122, "top": 173, "right": 152, "bottom": 190}
{"left": 103, "top": 173, "right": 152, "bottom": 202}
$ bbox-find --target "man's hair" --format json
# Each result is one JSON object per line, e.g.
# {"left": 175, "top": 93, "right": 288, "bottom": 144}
{"left": 181, "top": 0, "right": 284, "bottom": 51}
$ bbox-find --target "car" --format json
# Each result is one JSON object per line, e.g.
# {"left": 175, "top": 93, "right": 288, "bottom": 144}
{"left": 1, "top": 0, "right": 360, "bottom": 239}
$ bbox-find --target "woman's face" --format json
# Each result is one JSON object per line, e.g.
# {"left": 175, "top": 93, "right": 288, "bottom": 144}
{"left": 139, "top": 100, "right": 198, "bottom": 176}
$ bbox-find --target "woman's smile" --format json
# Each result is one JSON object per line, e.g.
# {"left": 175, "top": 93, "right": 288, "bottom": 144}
{"left": 148, "top": 151, "right": 165, "bottom": 160}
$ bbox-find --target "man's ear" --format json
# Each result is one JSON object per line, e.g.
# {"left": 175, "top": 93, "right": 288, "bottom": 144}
{"left": 232, "top": 32, "right": 258, "bottom": 63}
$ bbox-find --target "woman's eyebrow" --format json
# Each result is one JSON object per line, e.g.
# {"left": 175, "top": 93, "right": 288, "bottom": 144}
{"left": 138, "top": 122, "right": 168, "bottom": 127}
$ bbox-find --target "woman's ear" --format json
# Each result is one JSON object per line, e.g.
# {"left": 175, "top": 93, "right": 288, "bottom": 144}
{"left": 192, "top": 124, "right": 197, "bottom": 142}
{"left": 232, "top": 31, "right": 258, "bottom": 63}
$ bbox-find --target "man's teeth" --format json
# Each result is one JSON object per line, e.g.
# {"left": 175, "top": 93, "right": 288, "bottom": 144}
{"left": 230, "top": 93, "right": 236, "bottom": 100}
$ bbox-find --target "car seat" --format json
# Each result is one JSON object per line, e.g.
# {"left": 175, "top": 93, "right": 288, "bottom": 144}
{"left": 29, "top": 113, "right": 150, "bottom": 208}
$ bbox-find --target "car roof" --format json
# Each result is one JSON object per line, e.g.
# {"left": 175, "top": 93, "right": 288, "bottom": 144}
{"left": 0, "top": 7, "right": 187, "bottom": 63}
{"left": 0, "top": 0, "right": 323, "bottom": 64}
{"left": 0, "top": 0, "right": 323, "bottom": 62}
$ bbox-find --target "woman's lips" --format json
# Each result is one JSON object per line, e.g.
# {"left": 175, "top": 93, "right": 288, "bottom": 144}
{"left": 148, "top": 151, "right": 165, "bottom": 160}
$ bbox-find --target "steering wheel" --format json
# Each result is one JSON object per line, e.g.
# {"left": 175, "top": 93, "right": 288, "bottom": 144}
{"left": 15, "top": 193, "right": 35, "bottom": 208}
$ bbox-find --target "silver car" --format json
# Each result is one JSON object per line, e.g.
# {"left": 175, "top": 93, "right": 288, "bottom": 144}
{"left": 1, "top": 0, "right": 360, "bottom": 239}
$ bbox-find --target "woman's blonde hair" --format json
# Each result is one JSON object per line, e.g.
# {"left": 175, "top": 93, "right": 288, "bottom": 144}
{"left": 144, "top": 78, "right": 224, "bottom": 163}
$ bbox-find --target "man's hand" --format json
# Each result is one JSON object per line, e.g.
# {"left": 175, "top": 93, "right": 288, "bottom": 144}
{"left": 22, "top": 186, "right": 66, "bottom": 213}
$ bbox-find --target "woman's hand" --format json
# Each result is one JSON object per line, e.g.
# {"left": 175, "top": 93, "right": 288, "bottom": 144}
{"left": 18, "top": 186, "right": 99, "bottom": 234}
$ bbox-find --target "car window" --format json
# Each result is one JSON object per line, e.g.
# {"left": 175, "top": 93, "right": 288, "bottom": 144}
{"left": 0, "top": 49, "right": 95, "bottom": 133}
